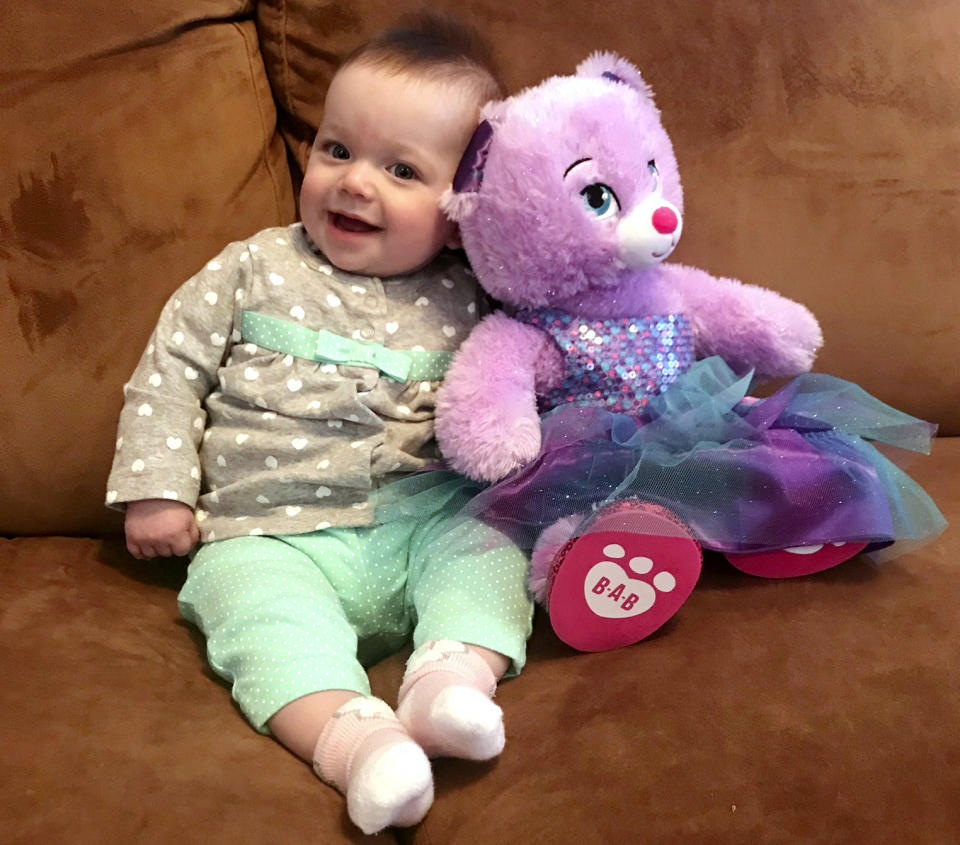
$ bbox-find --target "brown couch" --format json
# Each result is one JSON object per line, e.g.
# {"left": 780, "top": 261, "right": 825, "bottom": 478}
{"left": 3, "top": 2, "right": 958, "bottom": 842}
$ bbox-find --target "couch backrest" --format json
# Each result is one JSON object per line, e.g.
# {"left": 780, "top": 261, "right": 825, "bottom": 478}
{"left": 1, "top": 1, "right": 296, "bottom": 536}
{"left": 2, "top": 0, "right": 958, "bottom": 537}
{"left": 257, "top": 0, "right": 960, "bottom": 430}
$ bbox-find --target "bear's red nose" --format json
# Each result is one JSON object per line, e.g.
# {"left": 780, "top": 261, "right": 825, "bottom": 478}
{"left": 652, "top": 206, "right": 678, "bottom": 234}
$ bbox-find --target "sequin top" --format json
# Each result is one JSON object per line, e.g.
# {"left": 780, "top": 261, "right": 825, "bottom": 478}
{"left": 510, "top": 308, "right": 696, "bottom": 416}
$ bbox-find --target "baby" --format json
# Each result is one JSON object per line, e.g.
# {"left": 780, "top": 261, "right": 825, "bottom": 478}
{"left": 106, "top": 14, "right": 533, "bottom": 835}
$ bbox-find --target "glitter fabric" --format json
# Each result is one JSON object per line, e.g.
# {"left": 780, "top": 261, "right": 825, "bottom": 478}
{"left": 510, "top": 309, "right": 695, "bottom": 416}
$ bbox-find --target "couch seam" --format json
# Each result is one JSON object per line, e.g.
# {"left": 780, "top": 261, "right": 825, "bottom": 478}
{"left": 279, "top": 0, "right": 293, "bottom": 116}
{"left": 232, "top": 19, "right": 290, "bottom": 223}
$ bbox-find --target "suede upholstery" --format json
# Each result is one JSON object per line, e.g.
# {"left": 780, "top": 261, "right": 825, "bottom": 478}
{"left": 1, "top": 2, "right": 957, "bottom": 842}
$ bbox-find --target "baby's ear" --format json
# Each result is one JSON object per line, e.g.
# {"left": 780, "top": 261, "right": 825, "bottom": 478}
{"left": 443, "top": 119, "right": 494, "bottom": 221}
{"left": 444, "top": 224, "right": 463, "bottom": 251}
{"left": 576, "top": 52, "right": 655, "bottom": 104}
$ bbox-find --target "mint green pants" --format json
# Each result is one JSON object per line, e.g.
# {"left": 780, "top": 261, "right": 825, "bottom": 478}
{"left": 178, "top": 512, "right": 533, "bottom": 732}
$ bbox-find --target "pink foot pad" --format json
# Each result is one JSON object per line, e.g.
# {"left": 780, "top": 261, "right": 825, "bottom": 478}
{"left": 724, "top": 542, "right": 868, "bottom": 579}
{"left": 546, "top": 502, "right": 702, "bottom": 652}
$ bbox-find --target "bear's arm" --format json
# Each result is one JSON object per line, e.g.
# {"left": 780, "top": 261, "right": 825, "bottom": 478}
{"left": 655, "top": 262, "right": 823, "bottom": 381}
{"left": 435, "top": 312, "right": 565, "bottom": 482}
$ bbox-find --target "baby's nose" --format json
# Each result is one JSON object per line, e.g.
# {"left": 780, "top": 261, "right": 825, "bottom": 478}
{"left": 652, "top": 207, "right": 679, "bottom": 235}
{"left": 340, "top": 163, "right": 373, "bottom": 196}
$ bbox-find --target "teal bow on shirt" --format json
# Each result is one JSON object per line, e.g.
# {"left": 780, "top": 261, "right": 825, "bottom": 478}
{"left": 240, "top": 310, "right": 453, "bottom": 382}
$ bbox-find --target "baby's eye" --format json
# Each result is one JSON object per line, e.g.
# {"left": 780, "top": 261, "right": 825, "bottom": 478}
{"left": 389, "top": 163, "right": 418, "bottom": 181}
{"left": 326, "top": 142, "right": 350, "bottom": 160}
{"left": 580, "top": 183, "right": 620, "bottom": 219}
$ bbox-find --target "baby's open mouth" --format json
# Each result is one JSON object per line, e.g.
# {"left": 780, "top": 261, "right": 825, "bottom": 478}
{"left": 331, "top": 213, "right": 381, "bottom": 234}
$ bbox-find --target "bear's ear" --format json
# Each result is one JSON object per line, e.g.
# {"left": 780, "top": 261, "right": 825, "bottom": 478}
{"left": 576, "top": 52, "right": 655, "bottom": 103}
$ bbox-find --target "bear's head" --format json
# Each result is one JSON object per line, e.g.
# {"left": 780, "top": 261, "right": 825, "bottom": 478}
{"left": 443, "top": 53, "right": 683, "bottom": 309}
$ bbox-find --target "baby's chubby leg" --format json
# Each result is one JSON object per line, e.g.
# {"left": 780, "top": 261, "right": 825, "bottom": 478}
{"left": 403, "top": 513, "right": 535, "bottom": 760}
{"left": 178, "top": 535, "right": 432, "bottom": 835}
{"left": 271, "top": 692, "right": 433, "bottom": 835}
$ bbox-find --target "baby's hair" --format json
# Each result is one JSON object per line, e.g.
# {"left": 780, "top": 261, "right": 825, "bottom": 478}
{"left": 340, "top": 10, "right": 506, "bottom": 107}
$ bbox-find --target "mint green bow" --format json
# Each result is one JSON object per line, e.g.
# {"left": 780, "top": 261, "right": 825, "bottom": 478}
{"left": 240, "top": 310, "right": 453, "bottom": 382}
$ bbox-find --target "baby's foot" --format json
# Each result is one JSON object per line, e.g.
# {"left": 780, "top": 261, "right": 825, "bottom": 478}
{"left": 546, "top": 501, "right": 702, "bottom": 651}
{"left": 313, "top": 696, "right": 433, "bottom": 835}
{"left": 397, "top": 640, "right": 504, "bottom": 760}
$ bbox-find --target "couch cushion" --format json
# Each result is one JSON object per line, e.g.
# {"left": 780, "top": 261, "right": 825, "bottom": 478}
{"left": 256, "top": 0, "right": 960, "bottom": 433}
{"left": 2, "top": 439, "right": 956, "bottom": 842}
{"left": 412, "top": 438, "right": 960, "bottom": 843}
{"left": 0, "top": 2, "right": 296, "bottom": 536}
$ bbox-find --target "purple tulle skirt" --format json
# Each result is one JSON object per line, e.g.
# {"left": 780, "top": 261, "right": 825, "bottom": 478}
{"left": 462, "top": 357, "right": 947, "bottom": 561}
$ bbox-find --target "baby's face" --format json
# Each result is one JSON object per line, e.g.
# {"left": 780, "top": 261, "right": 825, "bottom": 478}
{"left": 300, "top": 63, "right": 478, "bottom": 277}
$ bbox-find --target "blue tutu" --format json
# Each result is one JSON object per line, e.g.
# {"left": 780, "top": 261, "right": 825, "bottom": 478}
{"left": 463, "top": 357, "right": 947, "bottom": 561}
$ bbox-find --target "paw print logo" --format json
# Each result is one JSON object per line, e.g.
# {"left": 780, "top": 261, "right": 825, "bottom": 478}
{"left": 584, "top": 543, "right": 677, "bottom": 619}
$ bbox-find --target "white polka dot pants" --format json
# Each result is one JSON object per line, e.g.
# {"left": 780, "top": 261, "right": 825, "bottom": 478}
{"left": 177, "top": 512, "right": 533, "bottom": 732}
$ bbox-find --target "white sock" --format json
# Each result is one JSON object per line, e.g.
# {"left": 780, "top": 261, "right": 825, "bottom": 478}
{"left": 396, "top": 640, "right": 504, "bottom": 760}
{"left": 313, "top": 696, "right": 433, "bottom": 834}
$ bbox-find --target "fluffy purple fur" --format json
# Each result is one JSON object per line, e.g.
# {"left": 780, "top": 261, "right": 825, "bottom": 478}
{"left": 436, "top": 52, "right": 822, "bottom": 484}
{"left": 434, "top": 312, "right": 564, "bottom": 482}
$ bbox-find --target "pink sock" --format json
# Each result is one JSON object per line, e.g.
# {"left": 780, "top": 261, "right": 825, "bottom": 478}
{"left": 313, "top": 696, "right": 433, "bottom": 835}
{"left": 396, "top": 640, "right": 504, "bottom": 760}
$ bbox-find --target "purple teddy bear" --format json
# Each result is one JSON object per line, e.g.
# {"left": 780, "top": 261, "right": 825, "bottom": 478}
{"left": 435, "top": 53, "right": 944, "bottom": 651}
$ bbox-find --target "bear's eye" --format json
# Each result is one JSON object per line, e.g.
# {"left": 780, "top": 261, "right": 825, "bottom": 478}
{"left": 647, "top": 160, "right": 661, "bottom": 192}
{"left": 580, "top": 183, "right": 620, "bottom": 219}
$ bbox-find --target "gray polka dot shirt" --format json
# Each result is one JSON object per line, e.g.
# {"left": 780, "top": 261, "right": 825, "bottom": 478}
{"left": 106, "top": 224, "right": 483, "bottom": 541}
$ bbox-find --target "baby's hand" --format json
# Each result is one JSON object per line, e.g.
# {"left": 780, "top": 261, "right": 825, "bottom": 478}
{"left": 125, "top": 499, "right": 200, "bottom": 559}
